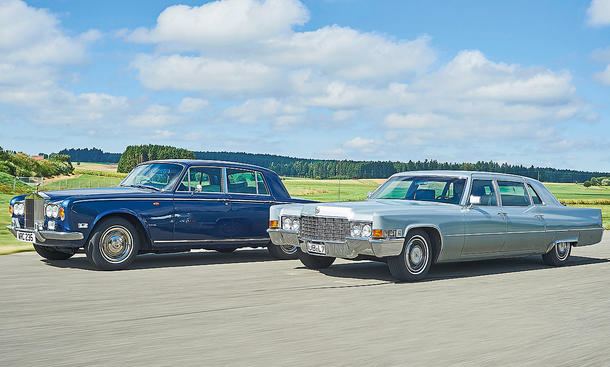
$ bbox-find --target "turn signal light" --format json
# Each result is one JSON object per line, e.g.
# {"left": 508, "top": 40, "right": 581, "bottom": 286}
{"left": 372, "top": 229, "right": 384, "bottom": 238}
{"left": 59, "top": 207, "right": 65, "bottom": 221}
{"left": 269, "top": 220, "right": 279, "bottom": 229}
{"left": 9, "top": 205, "right": 12, "bottom": 215}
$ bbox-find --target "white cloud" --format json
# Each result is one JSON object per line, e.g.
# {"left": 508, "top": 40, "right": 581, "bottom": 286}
{"left": 178, "top": 97, "right": 209, "bottom": 113}
{"left": 223, "top": 98, "right": 304, "bottom": 125}
{"left": 587, "top": 0, "right": 610, "bottom": 26}
{"left": 384, "top": 113, "right": 451, "bottom": 129}
{"left": 343, "top": 137, "right": 375, "bottom": 152}
{"left": 132, "top": 55, "right": 280, "bottom": 94}
{"left": 128, "top": 104, "right": 174, "bottom": 127}
{"left": 127, "top": 0, "right": 309, "bottom": 50}
{"left": 0, "top": 0, "right": 98, "bottom": 65}
{"left": 594, "top": 65, "right": 610, "bottom": 85}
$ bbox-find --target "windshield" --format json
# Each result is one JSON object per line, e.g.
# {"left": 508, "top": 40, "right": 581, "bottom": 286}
{"left": 371, "top": 176, "right": 466, "bottom": 204}
{"left": 120, "top": 163, "right": 184, "bottom": 191}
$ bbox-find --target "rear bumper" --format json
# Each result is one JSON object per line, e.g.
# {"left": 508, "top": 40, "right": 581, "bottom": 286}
{"left": 6, "top": 225, "right": 84, "bottom": 247}
{"left": 267, "top": 228, "right": 404, "bottom": 259}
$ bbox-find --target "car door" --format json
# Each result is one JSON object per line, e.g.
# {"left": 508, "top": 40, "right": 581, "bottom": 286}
{"left": 461, "top": 179, "right": 507, "bottom": 256}
{"left": 171, "top": 166, "right": 232, "bottom": 247}
{"left": 497, "top": 180, "right": 546, "bottom": 253}
{"left": 225, "top": 168, "right": 274, "bottom": 241}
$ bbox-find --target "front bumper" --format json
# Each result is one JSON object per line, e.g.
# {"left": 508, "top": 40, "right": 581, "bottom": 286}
{"left": 6, "top": 225, "right": 84, "bottom": 246}
{"left": 267, "top": 228, "right": 405, "bottom": 259}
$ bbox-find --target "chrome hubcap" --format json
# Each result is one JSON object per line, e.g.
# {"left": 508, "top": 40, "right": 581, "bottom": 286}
{"left": 280, "top": 245, "right": 298, "bottom": 255}
{"left": 556, "top": 242, "right": 570, "bottom": 261}
{"left": 405, "top": 235, "right": 429, "bottom": 274}
{"left": 100, "top": 225, "right": 133, "bottom": 264}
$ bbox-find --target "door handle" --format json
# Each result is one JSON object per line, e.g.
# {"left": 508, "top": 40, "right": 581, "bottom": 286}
{"left": 535, "top": 214, "right": 544, "bottom": 218}
{"left": 497, "top": 212, "right": 507, "bottom": 216}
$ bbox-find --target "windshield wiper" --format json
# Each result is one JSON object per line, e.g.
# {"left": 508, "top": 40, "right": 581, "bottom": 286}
{"left": 128, "top": 184, "right": 162, "bottom": 192}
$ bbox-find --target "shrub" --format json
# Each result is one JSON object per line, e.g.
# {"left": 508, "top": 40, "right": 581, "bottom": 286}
{"left": 584, "top": 181, "right": 592, "bottom": 187}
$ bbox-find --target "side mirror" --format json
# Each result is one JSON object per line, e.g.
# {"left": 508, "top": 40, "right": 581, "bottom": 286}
{"left": 195, "top": 184, "right": 203, "bottom": 193}
{"left": 366, "top": 191, "right": 373, "bottom": 199}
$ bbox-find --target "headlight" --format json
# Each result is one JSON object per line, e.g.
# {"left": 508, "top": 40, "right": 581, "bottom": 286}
{"left": 282, "top": 217, "right": 293, "bottom": 230}
{"left": 14, "top": 203, "right": 24, "bottom": 216}
{"left": 361, "top": 224, "right": 372, "bottom": 238}
{"left": 46, "top": 204, "right": 54, "bottom": 218}
{"left": 351, "top": 223, "right": 362, "bottom": 237}
{"left": 291, "top": 218, "right": 300, "bottom": 231}
{"left": 46, "top": 204, "right": 60, "bottom": 218}
{"left": 350, "top": 222, "right": 373, "bottom": 238}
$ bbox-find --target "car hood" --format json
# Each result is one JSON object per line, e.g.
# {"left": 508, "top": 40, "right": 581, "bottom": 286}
{"left": 41, "top": 187, "right": 164, "bottom": 202}
{"left": 274, "top": 199, "right": 459, "bottom": 221}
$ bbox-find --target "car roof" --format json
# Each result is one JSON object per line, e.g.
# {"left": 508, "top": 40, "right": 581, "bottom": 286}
{"left": 392, "top": 170, "right": 540, "bottom": 183}
{"left": 142, "top": 159, "right": 273, "bottom": 173}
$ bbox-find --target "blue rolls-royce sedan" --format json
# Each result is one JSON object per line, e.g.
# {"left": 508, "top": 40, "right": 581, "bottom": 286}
{"left": 6, "top": 160, "right": 311, "bottom": 269}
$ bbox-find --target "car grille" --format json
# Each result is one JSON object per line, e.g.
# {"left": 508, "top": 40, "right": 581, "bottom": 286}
{"left": 24, "top": 198, "right": 45, "bottom": 229}
{"left": 300, "top": 216, "right": 349, "bottom": 242}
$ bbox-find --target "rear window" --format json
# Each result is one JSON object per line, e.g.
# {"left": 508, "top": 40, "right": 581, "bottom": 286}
{"left": 498, "top": 181, "right": 531, "bottom": 207}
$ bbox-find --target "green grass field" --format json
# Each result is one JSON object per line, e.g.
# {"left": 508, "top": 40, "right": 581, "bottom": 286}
{"left": 1, "top": 176, "right": 609, "bottom": 254}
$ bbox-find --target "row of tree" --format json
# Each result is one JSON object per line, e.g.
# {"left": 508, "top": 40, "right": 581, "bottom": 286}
{"left": 117, "top": 145, "right": 195, "bottom": 173}
{"left": 194, "top": 151, "right": 608, "bottom": 183}
{"left": 0, "top": 147, "right": 73, "bottom": 177}
{"left": 58, "top": 148, "right": 121, "bottom": 163}
{"left": 57, "top": 145, "right": 610, "bottom": 183}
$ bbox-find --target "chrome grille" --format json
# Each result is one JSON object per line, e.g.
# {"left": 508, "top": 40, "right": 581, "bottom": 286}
{"left": 24, "top": 198, "right": 45, "bottom": 229}
{"left": 300, "top": 216, "right": 349, "bottom": 242}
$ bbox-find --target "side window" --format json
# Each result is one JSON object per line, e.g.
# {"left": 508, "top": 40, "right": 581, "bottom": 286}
{"left": 256, "top": 172, "right": 269, "bottom": 195}
{"left": 498, "top": 181, "right": 531, "bottom": 207}
{"left": 177, "top": 167, "right": 222, "bottom": 193}
{"left": 527, "top": 184, "right": 543, "bottom": 205}
{"left": 227, "top": 169, "right": 258, "bottom": 194}
{"left": 468, "top": 179, "right": 497, "bottom": 206}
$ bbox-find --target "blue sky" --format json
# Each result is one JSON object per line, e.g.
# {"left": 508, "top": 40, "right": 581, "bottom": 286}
{"left": 2, "top": 0, "right": 610, "bottom": 171}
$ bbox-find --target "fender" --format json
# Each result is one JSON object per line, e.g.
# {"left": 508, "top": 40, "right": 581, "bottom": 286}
{"left": 403, "top": 223, "right": 444, "bottom": 260}
{"left": 88, "top": 208, "right": 154, "bottom": 248}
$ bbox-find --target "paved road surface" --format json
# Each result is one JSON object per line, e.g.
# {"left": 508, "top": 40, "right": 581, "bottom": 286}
{"left": 1, "top": 235, "right": 609, "bottom": 366}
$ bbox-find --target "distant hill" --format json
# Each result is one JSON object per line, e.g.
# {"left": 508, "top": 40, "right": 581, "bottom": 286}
{"left": 55, "top": 146, "right": 610, "bottom": 183}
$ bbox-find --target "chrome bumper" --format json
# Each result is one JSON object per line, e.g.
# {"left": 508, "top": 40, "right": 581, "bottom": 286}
{"left": 6, "top": 225, "right": 84, "bottom": 243}
{"left": 267, "top": 228, "right": 405, "bottom": 259}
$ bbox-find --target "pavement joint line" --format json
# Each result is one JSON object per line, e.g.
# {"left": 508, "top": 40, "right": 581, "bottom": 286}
{"left": 109, "top": 304, "right": 260, "bottom": 323}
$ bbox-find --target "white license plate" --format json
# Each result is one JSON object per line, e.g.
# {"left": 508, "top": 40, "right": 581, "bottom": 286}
{"left": 16, "top": 231, "right": 35, "bottom": 243}
{"left": 307, "top": 242, "right": 326, "bottom": 255}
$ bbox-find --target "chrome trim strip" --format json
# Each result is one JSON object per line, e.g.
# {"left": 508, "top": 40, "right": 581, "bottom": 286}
{"left": 444, "top": 227, "right": 602, "bottom": 237}
{"left": 153, "top": 238, "right": 268, "bottom": 244}
{"left": 73, "top": 198, "right": 173, "bottom": 203}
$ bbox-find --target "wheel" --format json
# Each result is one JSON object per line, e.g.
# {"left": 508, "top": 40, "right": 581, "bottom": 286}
{"left": 542, "top": 242, "right": 572, "bottom": 266}
{"left": 267, "top": 243, "right": 298, "bottom": 260}
{"left": 297, "top": 249, "right": 335, "bottom": 269}
{"left": 86, "top": 217, "right": 140, "bottom": 270}
{"left": 387, "top": 229, "right": 433, "bottom": 281}
{"left": 33, "top": 244, "right": 74, "bottom": 260}
{"left": 216, "top": 248, "right": 237, "bottom": 253}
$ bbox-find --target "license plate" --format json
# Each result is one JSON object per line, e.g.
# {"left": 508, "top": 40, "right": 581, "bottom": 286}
{"left": 16, "top": 231, "right": 35, "bottom": 243}
{"left": 307, "top": 242, "right": 326, "bottom": 255}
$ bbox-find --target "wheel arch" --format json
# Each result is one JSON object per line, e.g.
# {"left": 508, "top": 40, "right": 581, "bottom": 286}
{"left": 86, "top": 210, "right": 153, "bottom": 250}
{"left": 404, "top": 224, "right": 443, "bottom": 264}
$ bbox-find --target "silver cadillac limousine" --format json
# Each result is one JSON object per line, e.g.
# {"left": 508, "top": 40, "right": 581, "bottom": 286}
{"left": 268, "top": 171, "right": 604, "bottom": 281}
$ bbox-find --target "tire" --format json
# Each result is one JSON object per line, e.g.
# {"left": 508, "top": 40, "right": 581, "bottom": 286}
{"left": 297, "top": 249, "right": 335, "bottom": 269}
{"left": 216, "top": 248, "right": 237, "bottom": 253}
{"left": 267, "top": 243, "right": 298, "bottom": 260}
{"left": 86, "top": 217, "right": 140, "bottom": 270}
{"left": 542, "top": 242, "right": 572, "bottom": 266}
{"left": 33, "top": 244, "right": 74, "bottom": 260}
{"left": 387, "top": 229, "right": 433, "bottom": 281}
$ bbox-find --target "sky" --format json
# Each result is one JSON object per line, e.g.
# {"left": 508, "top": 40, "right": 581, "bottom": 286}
{"left": 1, "top": 0, "right": 610, "bottom": 171}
